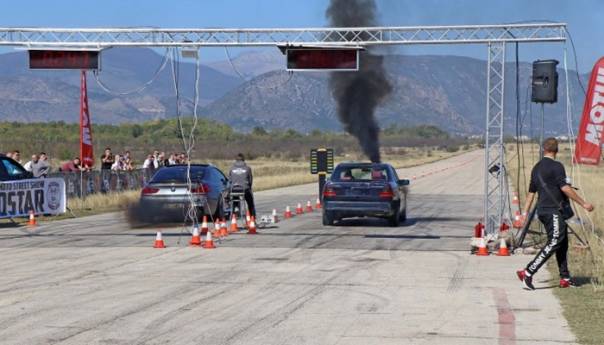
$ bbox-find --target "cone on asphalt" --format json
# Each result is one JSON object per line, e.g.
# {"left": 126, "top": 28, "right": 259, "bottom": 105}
{"left": 284, "top": 206, "right": 292, "bottom": 219}
{"left": 512, "top": 211, "right": 523, "bottom": 229}
{"left": 213, "top": 221, "right": 221, "bottom": 238}
{"left": 153, "top": 231, "right": 166, "bottom": 249}
{"left": 203, "top": 230, "right": 216, "bottom": 249}
{"left": 296, "top": 203, "right": 304, "bottom": 215}
{"left": 28, "top": 211, "right": 36, "bottom": 227}
{"left": 189, "top": 226, "right": 202, "bottom": 246}
{"left": 271, "top": 209, "right": 279, "bottom": 224}
{"left": 497, "top": 237, "right": 510, "bottom": 256}
{"left": 220, "top": 219, "right": 229, "bottom": 237}
{"left": 476, "top": 237, "right": 489, "bottom": 256}
{"left": 247, "top": 216, "right": 257, "bottom": 234}
{"left": 200, "top": 216, "right": 209, "bottom": 234}
{"left": 245, "top": 210, "right": 251, "bottom": 227}
{"left": 230, "top": 213, "right": 239, "bottom": 233}
{"left": 315, "top": 198, "right": 322, "bottom": 209}
{"left": 305, "top": 201, "right": 313, "bottom": 213}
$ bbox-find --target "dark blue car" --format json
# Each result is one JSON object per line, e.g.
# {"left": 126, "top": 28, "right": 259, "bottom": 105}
{"left": 322, "top": 162, "right": 409, "bottom": 227}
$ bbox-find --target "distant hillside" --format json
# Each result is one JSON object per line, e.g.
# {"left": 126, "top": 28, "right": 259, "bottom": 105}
{"left": 0, "top": 48, "right": 241, "bottom": 123}
{"left": 203, "top": 53, "right": 587, "bottom": 135}
{"left": 0, "top": 48, "right": 589, "bottom": 136}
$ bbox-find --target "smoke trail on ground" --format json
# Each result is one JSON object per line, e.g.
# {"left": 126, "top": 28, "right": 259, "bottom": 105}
{"left": 326, "top": 0, "right": 392, "bottom": 163}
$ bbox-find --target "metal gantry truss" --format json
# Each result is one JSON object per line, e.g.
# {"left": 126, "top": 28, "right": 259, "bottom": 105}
{"left": 0, "top": 23, "right": 566, "bottom": 235}
{"left": 484, "top": 43, "right": 506, "bottom": 236}
{"left": 0, "top": 23, "right": 565, "bottom": 48}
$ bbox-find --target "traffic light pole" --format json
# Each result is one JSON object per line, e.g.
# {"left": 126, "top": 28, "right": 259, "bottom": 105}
{"left": 318, "top": 173, "right": 326, "bottom": 201}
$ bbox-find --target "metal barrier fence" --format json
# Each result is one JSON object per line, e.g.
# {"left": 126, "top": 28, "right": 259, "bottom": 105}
{"left": 49, "top": 169, "right": 155, "bottom": 199}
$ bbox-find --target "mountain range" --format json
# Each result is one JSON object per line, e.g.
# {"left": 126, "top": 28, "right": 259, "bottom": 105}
{"left": 0, "top": 48, "right": 588, "bottom": 136}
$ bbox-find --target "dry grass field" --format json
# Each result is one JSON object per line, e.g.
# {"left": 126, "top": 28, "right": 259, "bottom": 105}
{"left": 507, "top": 143, "right": 604, "bottom": 345}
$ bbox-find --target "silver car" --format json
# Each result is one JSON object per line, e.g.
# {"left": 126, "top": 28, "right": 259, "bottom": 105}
{"left": 139, "top": 164, "right": 230, "bottom": 220}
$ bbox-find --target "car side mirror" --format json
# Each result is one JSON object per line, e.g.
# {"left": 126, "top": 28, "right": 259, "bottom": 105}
{"left": 398, "top": 179, "right": 410, "bottom": 186}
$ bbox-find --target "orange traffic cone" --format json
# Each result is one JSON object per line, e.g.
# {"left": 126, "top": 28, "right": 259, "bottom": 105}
{"left": 305, "top": 201, "right": 313, "bottom": 213}
{"left": 28, "top": 211, "right": 36, "bottom": 226}
{"left": 213, "top": 221, "right": 221, "bottom": 238}
{"left": 200, "top": 216, "right": 209, "bottom": 234}
{"left": 203, "top": 230, "right": 216, "bottom": 249}
{"left": 500, "top": 222, "right": 510, "bottom": 232}
{"left": 272, "top": 209, "right": 279, "bottom": 223}
{"left": 497, "top": 238, "right": 510, "bottom": 256}
{"left": 296, "top": 203, "right": 304, "bottom": 215}
{"left": 153, "top": 231, "right": 166, "bottom": 248}
{"left": 189, "top": 226, "right": 202, "bottom": 246}
{"left": 230, "top": 214, "right": 239, "bottom": 233}
{"left": 284, "top": 206, "right": 292, "bottom": 219}
{"left": 245, "top": 210, "right": 251, "bottom": 227}
{"left": 220, "top": 219, "right": 229, "bottom": 237}
{"left": 476, "top": 237, "right": 489, "bottom": 256}
{"left": 247, "top": 216, "right": 257, "bottom": 234}
{"left": 512, "top": 211, "right": 523, "bottom": 229}
{"left": 315, "top": 198, "right": 322, "bottom": 209}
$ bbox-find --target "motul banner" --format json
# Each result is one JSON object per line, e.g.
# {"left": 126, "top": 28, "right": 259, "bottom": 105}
{"left": 574, "top": 57, "right": 604, "bottom": 165}
{"left": 80, "top": 70, "right": 94, "bottom": 168}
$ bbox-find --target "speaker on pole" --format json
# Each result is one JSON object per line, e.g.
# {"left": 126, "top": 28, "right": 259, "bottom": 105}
{"left": 531, "top": 59, "right": 559, "bottom": 104}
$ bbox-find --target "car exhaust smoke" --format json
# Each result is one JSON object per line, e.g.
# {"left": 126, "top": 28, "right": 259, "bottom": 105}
{"left": 326, "top": 0, "right": 392, "bottom": 163}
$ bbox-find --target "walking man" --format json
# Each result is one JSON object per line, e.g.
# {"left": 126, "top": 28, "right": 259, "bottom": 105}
{"left": 517, "top": 138, "right": 594, "bottom": 290}
{"left": 229, "top": 153, "right": 256, "bottom": 218}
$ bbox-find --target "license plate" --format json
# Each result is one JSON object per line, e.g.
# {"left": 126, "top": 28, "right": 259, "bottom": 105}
{"left": 164, "top": 204, "right": 182, "bottom": 209}
{"left": 346, "top": 188, "right": 364, "bottom": 196}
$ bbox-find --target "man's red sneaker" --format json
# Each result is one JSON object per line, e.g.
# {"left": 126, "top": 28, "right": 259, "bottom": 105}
{"left": 516, "top": 270, "right": 525, "bottom": 282}
{"left": 517, "top": 269, "right": 535, "bottom": 290}
{"left": 559, "top": 278, "right": 577, "bottom": 288}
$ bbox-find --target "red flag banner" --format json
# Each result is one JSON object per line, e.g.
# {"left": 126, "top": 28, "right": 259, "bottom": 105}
{"left": 574, "top": 57, "right": 604, "bottom": 165}
{"left": 80, "top": 70, "right": 94, "bottom": 168}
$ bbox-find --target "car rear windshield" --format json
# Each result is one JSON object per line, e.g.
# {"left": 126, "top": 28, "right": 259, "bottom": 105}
{"left": 150, "top": 166, "right": 206, "bottom": 183}
{"left": 332, "top": 166, "right": 390, "bottom": 182}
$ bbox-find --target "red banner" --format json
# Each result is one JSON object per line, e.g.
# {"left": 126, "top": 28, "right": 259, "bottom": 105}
{"left": 80, "top": 70, "right": 94, "bottom": 168}
{"left": 574, "top": 57, "right": 604, "bottom": 165}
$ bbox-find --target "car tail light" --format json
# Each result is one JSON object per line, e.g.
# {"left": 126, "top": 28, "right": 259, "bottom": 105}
{"left": 141, "top": 187, "right": 160, "bottom": 195}
{"left": 379, "top": 185, "right": 394, "bottom": 199}
{"left": 189, "top": 183, "right": 210, "bottom": 194}
{"left": 323, "top": 186, "right": 337, "bottom": 198}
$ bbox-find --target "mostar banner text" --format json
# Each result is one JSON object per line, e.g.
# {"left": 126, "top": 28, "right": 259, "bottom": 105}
{"left": 0, "top": 178, "right": 66, "bottom": 218}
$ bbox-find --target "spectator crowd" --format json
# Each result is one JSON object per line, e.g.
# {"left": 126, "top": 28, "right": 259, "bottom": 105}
{"left": 4, "top": 148, "right": 190, "bottom": 177}
{"left": 100, "top": 148, "right": 189, "bottom": 173}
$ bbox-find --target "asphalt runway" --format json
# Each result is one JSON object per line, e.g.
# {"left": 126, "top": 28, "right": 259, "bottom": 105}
{"left": 0, "top": 150, "right": 576, "bottom": 345}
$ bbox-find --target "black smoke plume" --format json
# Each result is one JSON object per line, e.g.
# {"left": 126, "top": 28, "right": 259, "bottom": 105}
{"left": 326, "top": 0, "right": 392, "bottom": 163}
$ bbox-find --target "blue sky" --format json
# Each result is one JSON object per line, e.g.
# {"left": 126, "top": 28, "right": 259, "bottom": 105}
{"left": 0, "top": 0, "right": 601, "bottom": 72}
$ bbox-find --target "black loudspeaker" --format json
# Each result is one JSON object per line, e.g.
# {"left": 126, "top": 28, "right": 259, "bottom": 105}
{"left": 531, "top": 59, "right": 559, "bottom": 103}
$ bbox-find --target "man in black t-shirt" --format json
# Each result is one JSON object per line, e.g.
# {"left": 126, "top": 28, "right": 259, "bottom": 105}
{"left": 517, "top": 138, "right": 594, "bottom": 290}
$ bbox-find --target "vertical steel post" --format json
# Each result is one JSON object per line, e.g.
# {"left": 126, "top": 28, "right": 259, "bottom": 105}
{"left": 483, "top": 42, "right": 506, "bottom": 236}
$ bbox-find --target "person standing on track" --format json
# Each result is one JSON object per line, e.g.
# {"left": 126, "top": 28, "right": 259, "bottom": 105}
{"left": 517, "top": 138, "right": 594, "bottom": 290}
{"left": 229, "top": 153, "right": 256, "bottom": 218}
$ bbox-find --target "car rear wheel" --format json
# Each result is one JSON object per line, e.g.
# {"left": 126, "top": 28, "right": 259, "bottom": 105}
{"left": 388, "top": 209, "right": 401, "bottom": 227}
{"left": 322, "top": 210, "right": 334, "bottom": 226}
